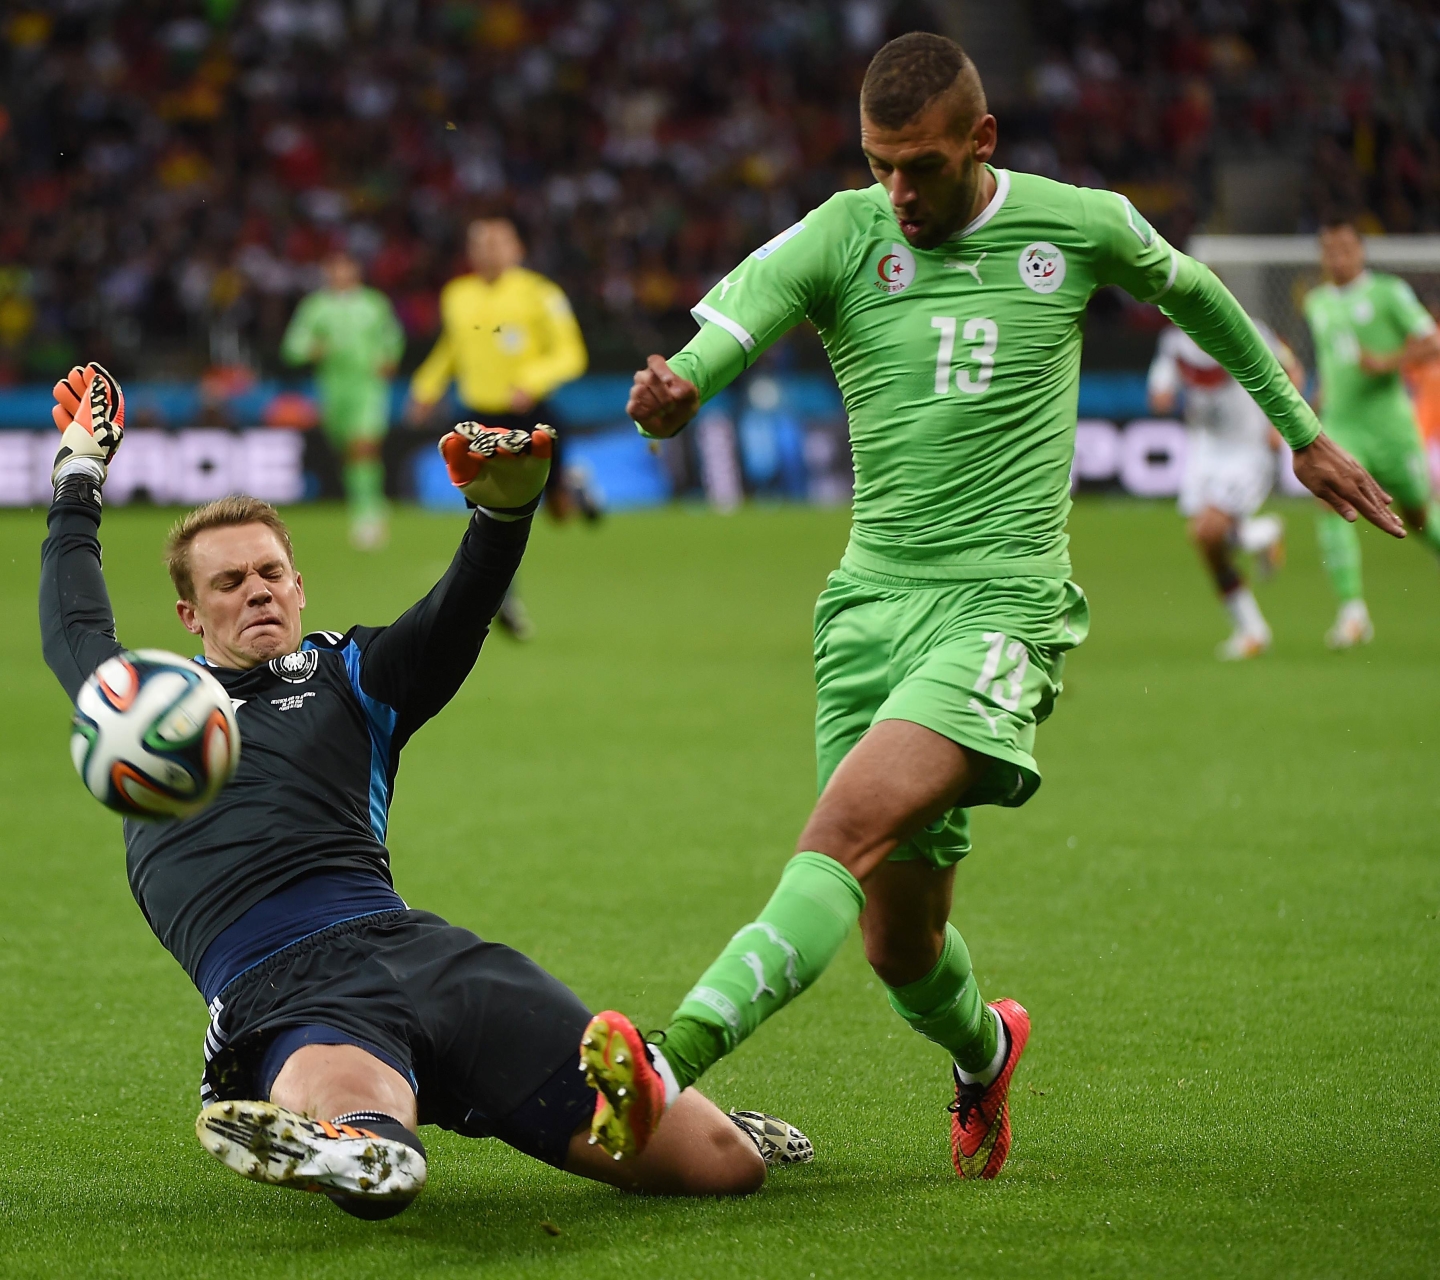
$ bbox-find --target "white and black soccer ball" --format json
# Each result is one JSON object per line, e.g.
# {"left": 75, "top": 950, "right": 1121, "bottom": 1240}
{"left": 70, "top": 649, "right": 240, "bottom": 821}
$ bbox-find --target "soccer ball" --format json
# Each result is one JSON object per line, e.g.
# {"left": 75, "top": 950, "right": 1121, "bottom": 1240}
{"left": 70, "top": 649, "right": 240, "bottom": 820}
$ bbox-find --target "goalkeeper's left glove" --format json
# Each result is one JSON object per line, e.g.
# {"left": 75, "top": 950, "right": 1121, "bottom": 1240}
{"left": 438, "top": 421, "right": 555, "bottom": 520}
{"left": 51, "top": 362, "right": 125, "bottom": 491}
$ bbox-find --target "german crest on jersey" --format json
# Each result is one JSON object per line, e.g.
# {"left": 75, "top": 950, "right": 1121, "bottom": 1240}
{"left": 873, "top": 242, "right": 916, "bottom": 295}
{"left": 1018, "top": 242, "right": 1066, "bottom": 294}
{"left": 269, "top": 649, "right": 319, "bottom": 684}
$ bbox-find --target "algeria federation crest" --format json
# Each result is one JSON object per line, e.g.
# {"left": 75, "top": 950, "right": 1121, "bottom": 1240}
{"left": 873, "top": 242, "right": 916, "bottom": 295}
{"left": 269, "top": 649, "right": 319, "bottom": 684}
{"left": 1018, "top": 242, "right": 1066, "bottom": 294}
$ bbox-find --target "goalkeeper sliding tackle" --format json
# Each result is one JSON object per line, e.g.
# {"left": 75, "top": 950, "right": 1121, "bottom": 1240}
{"left": 42, "top": 363, "right": 812, "bottom": 1220}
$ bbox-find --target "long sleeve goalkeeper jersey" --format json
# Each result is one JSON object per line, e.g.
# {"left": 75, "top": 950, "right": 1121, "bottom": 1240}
{"left": 39, "top": 491, "right": 528, "bottom": 987}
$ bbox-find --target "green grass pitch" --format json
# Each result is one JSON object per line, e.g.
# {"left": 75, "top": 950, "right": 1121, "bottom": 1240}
{"left": 1, "top": 497, "right": 1437, "bottom": 1278}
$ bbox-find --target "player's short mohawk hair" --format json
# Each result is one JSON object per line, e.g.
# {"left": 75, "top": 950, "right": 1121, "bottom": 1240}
{"left": 861, "top": 32, "right": 980, "bottom": 129}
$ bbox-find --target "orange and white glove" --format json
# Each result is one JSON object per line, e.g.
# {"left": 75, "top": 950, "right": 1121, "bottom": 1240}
{"left": 51, "top": 363, "right": 125, "bottom": 487}
{"left": 438, "top": 421, "right": 555, "bottom": 519}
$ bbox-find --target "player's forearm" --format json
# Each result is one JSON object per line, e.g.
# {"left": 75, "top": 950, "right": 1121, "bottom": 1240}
{"left": 360, "top": 510, "right": 532, "bottom": 732}
{"left": 669, "top": 323, "right": 748, "bottom": 406}
{"left": 39, "top": 486, "right": 123, "bottom": 703}
{"left": 1161, "top": 259, "right": 1320, "bottom": 450}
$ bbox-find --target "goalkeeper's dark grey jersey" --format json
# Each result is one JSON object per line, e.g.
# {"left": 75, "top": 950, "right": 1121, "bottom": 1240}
{"left": 40, "top": 492, "right": 528, "bottom": 985}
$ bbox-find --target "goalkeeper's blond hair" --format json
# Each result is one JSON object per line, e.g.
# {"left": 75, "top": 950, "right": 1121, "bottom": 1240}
{"left": 165, "top": 496, "right": 295, "bottom": 602}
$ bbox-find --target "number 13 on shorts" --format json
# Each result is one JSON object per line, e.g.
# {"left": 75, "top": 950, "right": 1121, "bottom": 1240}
{"left": 968, "top": 631, "right": 1031, "bottom": 734}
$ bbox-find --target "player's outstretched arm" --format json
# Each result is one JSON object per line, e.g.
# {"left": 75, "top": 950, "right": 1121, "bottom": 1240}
{"left": 356, "top": 423, "right": 553, "bottom": 741}
{"left": 1292, "top": 433, "right": 1404, "bottom": 534}
{"left": 40, "top": 364, "right": 127, "bottom": 700}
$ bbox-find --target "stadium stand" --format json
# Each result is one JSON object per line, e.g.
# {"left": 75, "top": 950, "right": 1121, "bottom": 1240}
{"left": 0, "top": 1, "right": 1435, "bottom": 385}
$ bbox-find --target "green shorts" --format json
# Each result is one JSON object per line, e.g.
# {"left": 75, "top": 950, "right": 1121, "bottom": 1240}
{"left": 1328, "top": 421, "right": 1430, "bottom": 511}
{"left": 813, "top": 560, "right": 1089, "bottom": 868}
{"left": 318, "top": 377, "right": 391, "bottom": 447}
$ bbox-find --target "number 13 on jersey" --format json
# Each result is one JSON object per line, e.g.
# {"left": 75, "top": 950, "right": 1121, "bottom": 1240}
{"left": 932, "top": 316, "right": 998, "bottom": 396}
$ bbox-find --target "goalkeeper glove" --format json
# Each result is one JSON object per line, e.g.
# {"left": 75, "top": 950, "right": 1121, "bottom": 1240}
{"left": 438, "top": 421, "right": 555, "bottom": 520}
{"left": 51, "top": 363, "right": 125, "bottom": 489}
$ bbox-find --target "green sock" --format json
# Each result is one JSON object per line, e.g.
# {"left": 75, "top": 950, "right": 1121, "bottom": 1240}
{"left": 344, "top": 458, "right": 386, "bottom": 523}
{"left": 1316, "top": 512, "right": 1364, "bottom": 602}
{"left": 883, "top": 923, "right": 997, "bottom": 1073}
{"left": 1421, "top": 502, "right": 1440, "bottom": 558}
{"left": 662, "top": 852, "right": 865, "bottom": 1091}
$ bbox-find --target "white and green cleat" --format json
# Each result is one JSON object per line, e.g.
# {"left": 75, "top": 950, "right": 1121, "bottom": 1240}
{"left": 728, "top": 1110, "right": 815, "bottom": 1166}
{"left": 196, "top": 1100, "right": 426, "bottom": 1201}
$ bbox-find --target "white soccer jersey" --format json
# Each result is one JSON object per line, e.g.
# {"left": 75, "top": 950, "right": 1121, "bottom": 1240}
{"left": 1148, "top": 323, "right": 1290, "bottom": 446}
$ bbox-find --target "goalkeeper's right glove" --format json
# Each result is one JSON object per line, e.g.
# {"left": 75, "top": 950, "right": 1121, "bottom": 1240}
{"left": 51, "top": 363, "right": 125, "bottom": 489}
{"left": 438, "top": 421, "right": 556, "bottom": 519}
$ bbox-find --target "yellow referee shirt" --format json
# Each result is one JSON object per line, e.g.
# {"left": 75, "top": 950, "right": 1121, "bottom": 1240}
{"left": 409, "top": 267, "right": 588, "bottom": 412}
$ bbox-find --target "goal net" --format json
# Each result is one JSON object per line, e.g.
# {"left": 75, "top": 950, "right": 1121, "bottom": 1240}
{"left": 1186, "top": 234, "right": 1440, "bottom": 369}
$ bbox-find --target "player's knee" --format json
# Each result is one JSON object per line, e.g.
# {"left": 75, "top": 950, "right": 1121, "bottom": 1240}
{"left": 797, "top": 807, "right": 888, "bottom": 873}
{"left": 1189, "top": 510, "right": 1230, "bottom": 550}
{"left": 691, "top": 1118, "right": 766, "bottom": 1196}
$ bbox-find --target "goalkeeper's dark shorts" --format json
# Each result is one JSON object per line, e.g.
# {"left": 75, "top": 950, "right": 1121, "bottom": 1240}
{"left": 199, "top": 909, "right": 597, "bottom": 1168}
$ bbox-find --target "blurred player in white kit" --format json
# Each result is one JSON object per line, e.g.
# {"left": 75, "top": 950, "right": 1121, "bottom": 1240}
{"left": 1148, "top": 322, "right": 1304, "bottom": 659}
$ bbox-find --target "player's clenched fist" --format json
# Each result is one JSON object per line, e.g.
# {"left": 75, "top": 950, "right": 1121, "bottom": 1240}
{"left": 439, "top": 420, "right": 556, "bottom": 519}
{"left": 628, "top": 354, "right": 699, "bottom": 438}
{"left": 51, "top": 362, "right": 126, "bottom": 486}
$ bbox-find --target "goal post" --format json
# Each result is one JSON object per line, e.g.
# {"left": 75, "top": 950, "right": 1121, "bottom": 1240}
{"left": 1186, "top": 234, "right": 1440, "bottom": 369}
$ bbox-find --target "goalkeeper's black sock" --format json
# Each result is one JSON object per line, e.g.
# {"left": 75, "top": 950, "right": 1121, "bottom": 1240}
{"left": 326, "top": 1111, "right": 426, "bottom": 1221}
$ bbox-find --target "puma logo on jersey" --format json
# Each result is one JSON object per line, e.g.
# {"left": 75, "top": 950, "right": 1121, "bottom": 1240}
{"left": 719, "top": 275, "right": 740, "bottom": 298}
{"left": 943, "top": 252, "right": 987, "bottom": 283}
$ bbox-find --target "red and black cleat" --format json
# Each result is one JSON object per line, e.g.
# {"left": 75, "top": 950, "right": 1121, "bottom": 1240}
{"left": 949, "top": 998, "right": 1031, "bottom": 1179}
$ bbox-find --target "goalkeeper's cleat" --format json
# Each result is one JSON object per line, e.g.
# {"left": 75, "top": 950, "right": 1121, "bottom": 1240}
{"left": 51, "top": 362, "right": 125, "bottom": 485}
{"left": 580, "top": 1011, "right": 667, "bottom": 1160}
{"left": 728, "top": 1110, "right": 815, "bottom": 1166}
{"left": 949, "top": 998, "right": 1030, "bottom": 1180}
{"left": 196, "top": 1100, "right": 426, "bottom": 1203}
{"left": 1325, "top": 599, "right": 1374, "bottom": 650}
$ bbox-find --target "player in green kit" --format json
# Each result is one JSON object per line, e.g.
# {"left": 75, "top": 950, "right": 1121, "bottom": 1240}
{"left": 577, "top": 35, "right": 1402, "bottom": 1180}
{"left": 282, "top": 251, "right": 405, "bottom": 550}
{"left": 1304, "top": 219, "right": 1440, "bottom": 647}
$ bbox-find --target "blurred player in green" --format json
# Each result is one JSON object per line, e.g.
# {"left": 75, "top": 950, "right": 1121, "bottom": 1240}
{"left": 1305, "top": 219, "right": 1440, "bottom": 647}
{"left": 282, "top": 251, "right": 405, "bottom": 550}
{"left": 577, "top": 33, "right": 1402, "bottom": 1181}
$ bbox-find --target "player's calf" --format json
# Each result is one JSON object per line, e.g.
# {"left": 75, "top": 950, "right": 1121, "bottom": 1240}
{"left": 196, "top": 1100, "right": 427, "bottom": 1219}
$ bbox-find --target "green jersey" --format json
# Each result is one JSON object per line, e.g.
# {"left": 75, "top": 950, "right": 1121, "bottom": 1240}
{"left": 1304, "top": 269, "right": 1434, "bottom": 441}
{"left": 281, "top": 286, "right": 405, "bottom": 389}
{"left": 669, "top": 167, "right": 1319, "bottom": 576}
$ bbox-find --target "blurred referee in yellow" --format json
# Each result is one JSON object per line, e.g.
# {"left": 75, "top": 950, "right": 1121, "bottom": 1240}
{"left": 406, "top": 216, "right": 590, "bottom": 635}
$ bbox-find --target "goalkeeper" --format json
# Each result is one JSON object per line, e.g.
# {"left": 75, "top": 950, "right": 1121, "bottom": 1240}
{"left": 39, "top": 366, "right": 809, "bottom": 1219}
{"left": 281, "top": 251, "right": 405, "bottom": 550}
{"left": 578, "top": 33, "right": 1402, "bottom": 1181}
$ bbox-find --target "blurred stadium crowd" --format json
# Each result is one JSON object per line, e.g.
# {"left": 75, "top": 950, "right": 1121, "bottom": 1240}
{"left": 0, "top": 0, "right": 1436, "bottom": 386}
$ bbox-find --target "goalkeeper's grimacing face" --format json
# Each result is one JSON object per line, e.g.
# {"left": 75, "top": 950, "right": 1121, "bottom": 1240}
{"left": 175, "top": 523, "right": 306, "bottom": 670}
{"left": 861, "top": 96, "right": 998, "bottom": 250}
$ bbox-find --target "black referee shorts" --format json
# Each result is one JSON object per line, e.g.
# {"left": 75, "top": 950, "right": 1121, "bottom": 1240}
{"left": 201, "top": 909, "right": 597, "bottom": 1167}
